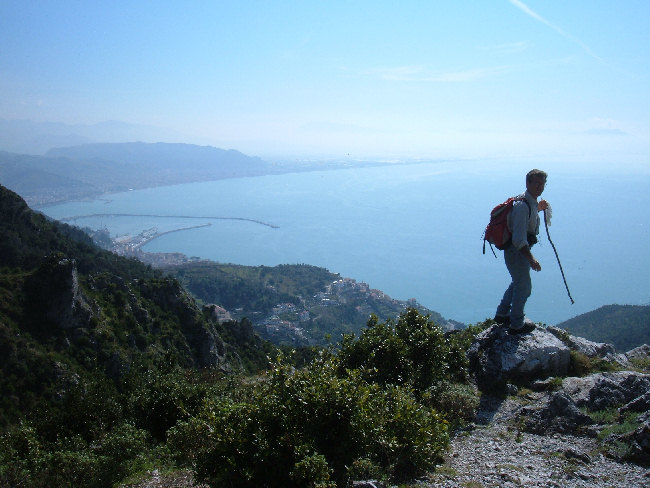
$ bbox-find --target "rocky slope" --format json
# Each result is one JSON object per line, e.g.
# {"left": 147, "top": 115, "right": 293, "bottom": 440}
{"left": 426, "top": 396, "right": 649, "bottom": 487}
{"left": 424, "top": 325, "right": 650, "bottom": 487}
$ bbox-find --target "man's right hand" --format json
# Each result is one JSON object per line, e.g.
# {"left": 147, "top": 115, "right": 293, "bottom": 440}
{"left": 520, "top": 245, "right": 541, "bottom": 271}
{"left": 530, "top": 258, "right": 541, "bottom": 271}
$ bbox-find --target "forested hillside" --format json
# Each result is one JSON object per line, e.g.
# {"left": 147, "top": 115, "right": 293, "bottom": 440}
{"left": 163, "top": 261, "right": 458, "bottom": 345}
{"left": 557, "top": 304, "right": 650, "bottom": 351}
{"left": 0, "top": 182, "right": 274, "bottom": 424}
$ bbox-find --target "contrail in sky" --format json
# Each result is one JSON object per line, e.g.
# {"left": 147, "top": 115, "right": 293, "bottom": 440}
{"left": 508, "top": 0, "right": 604, "bottom": 63}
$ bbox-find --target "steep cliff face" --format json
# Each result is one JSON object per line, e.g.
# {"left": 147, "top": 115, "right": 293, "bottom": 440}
{"left": 26, "top": 256, "right": 94, "bottom": 331}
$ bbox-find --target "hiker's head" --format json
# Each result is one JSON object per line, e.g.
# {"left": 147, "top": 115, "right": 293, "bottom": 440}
{"left": 526, "top": 169, "right": 547, "bottom": 198}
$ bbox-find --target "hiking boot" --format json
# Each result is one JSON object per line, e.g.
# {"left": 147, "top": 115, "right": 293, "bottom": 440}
{"left": 494, "top": 314, "right": 510, "bottom": 326}
{"left": 509, "top": 318, "right": 536, "bottom": 334}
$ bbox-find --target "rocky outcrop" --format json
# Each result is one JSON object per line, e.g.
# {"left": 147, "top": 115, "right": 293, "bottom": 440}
{"left": 627, "top": 344, "right": 650, "bottom": 361}
{"left": 467, "top": 324, "right": 570, "bottom": 390}
{"left": 27, "top": 255, "right": 94, "bottom": 331}
{"left": 546, "top": 325, "right": 616, "bottom": 358}
{"left": 465, "top": 322, "right": 650, "bottom": 469}
{"left": 137, "top": 277, "right": 228, "bottom": 370}
{"left": 513, "top": 370, "right": 650, "bottom": 466}
{"left": 519, "top": 391, "right": 594, "bottom": 435}
{"left": 562, "top": 371, "right": 650, "bottom": 411}
{"left": 621, "top": 390, "right": 650, "bottom": 415}
{"left": 619, "top": 423, "right": 650, "bottom": 465}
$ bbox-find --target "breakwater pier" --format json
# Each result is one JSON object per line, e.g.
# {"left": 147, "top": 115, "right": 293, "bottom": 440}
{"left": 59, "top": 213, "right": 279, "bottom": 229}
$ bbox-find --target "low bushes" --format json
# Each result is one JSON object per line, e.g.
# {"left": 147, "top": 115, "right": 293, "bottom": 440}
{"left": 169, "top": 309, "right": 484, "bottom": 487}
{"left": 169, "top": 352, "right": 449, "bottom": 487}
{"left": 2, "top": 309, "right": 483, "bottom": 488}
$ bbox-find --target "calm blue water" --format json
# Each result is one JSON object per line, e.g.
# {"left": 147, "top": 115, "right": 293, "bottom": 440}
{"left": 41, "top": 160, "right": 650, "bottom": 326}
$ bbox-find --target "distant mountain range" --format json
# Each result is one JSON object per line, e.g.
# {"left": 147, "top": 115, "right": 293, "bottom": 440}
{"left": 557, "top": 304, "right": 650, "bottom": 351}
{"left": 0, "top": 142, "right": 274, "bottom": 206}
{"left": 0, "top": 139, "right": 393, "bottom": 207}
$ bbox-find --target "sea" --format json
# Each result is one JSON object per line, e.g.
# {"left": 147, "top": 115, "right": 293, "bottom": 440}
{"left": 40, "top": 159, "right": 650, "bottom": 326}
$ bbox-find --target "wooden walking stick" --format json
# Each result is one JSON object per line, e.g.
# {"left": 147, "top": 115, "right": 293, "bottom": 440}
{"left": 543, "top": 208, "right": 575, "bottom": 304}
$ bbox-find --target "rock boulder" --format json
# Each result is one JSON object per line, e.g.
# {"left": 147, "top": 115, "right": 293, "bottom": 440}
{"left": 467, "top": 324, "right": 570, "bottom": 390}
{"left": 562, "top": 371, "right": 650, "bottom": 411}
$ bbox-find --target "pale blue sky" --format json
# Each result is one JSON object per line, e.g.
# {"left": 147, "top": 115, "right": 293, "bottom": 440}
{"left": 1, "top": 0, "right": 648, "bottom": 161}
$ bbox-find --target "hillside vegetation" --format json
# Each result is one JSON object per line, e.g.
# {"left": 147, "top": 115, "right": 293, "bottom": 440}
{"left": 557, "top": 304, "right": 650, "bottom": 351}
{"left": 0, "top": 184, "right": 486, "bottom": 487}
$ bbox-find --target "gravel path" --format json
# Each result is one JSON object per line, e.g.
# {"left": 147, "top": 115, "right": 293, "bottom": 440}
{"left": 422, "top": 397, "right": 650, "bottom": 488}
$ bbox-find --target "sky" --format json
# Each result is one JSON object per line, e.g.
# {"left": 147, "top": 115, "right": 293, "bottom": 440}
{"left": 1, "top": 0, "right": 649, "bottom": 161}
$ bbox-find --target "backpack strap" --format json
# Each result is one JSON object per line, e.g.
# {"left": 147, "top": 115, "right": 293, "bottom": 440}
{"left": 513, "top": 194, "right": 532, "bottom": 218}
{"left": 484, "top": 240, "right": 497, "bottom": 258}
{"left": 521, "top": 197, "right": 532, "bottom": 218}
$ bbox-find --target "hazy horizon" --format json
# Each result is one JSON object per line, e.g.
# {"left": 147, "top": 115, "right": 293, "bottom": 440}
{"left": 1, "top": 1, "right": 649, "bottom": 163}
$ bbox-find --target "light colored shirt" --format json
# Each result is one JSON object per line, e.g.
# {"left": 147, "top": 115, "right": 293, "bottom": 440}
{"left": 508, "top": 191, "right": 540, "bottom": 250}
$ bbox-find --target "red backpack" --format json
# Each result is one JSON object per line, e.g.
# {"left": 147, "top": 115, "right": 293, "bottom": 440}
{"left": 483, "top": 196, "right": 531, "bottom": 256}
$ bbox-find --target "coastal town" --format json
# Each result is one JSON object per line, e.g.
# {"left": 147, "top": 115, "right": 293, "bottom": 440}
{"left": 241, "top": 276, "right": 427, "bottom": 345}
{"left": 90, "top": 227, "right": 459, "bottom": 345}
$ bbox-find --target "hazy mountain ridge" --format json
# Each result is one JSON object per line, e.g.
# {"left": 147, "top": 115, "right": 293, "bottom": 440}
{"left": 45, "top": 141, "right": 267, "bottom": 171}
{"left": 0, "top": 150, "right": 117, "bottom": 205}
{"left": 0, "top": 142, "right": 274, "bottom": 206}
{"left": 557, "top": 304, "right": 650, "bottom": 352}
{"left": 1, "top": 140, "right": 393, "bottom": 207}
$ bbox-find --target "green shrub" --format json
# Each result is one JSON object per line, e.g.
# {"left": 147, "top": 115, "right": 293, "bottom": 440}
{"left": 367, "top": 384, "right": 448, "bottom": 481}
{"left": 337, "top": 309, "right": 452, "bottom": 393}
{"left": 39, "top": 443, "right": 102, "bottom": 488}
{"left": 94, "top": 422, "right": 151, "bottom": 484}
{"left": 629, "top": 355, "right": 650, "bottom": 373}
{"left": 548, "top": 376, "right": 564, "bottom": 391}
{"left": 33, "top": 376, "right": 124, "bottom": 443}
{"left": 0, "top": 421, "right": 43, "bottom": 487}
{"left": 0, "top": 421, "right": 151, "bottom": 488}
{"left": 126, "top": 368, "right": 210, "bottom": 442}
{"left": 168, "top": 354, "right": 449, "bottom": 487}
{"left": 290, "top": 448, "right": 336, "bottom": 488}
{"left": 346, "top": 457, "right": 384, "bottom": 482}
{"left": 569, "top": 350, "right": 592, "bottom": 376}
{"left": 424, "top": 381, "right": 480, "bottom": 429}
{"left": 444, "top": 321, "right": 489, "bottom": 382}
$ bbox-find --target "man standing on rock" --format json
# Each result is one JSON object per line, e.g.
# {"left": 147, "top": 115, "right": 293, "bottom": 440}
{"left": 495, "top": 169, "right": 549, "bottom": 333}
